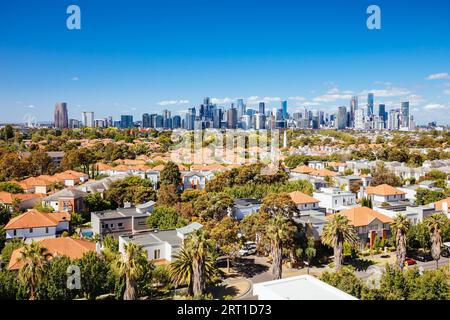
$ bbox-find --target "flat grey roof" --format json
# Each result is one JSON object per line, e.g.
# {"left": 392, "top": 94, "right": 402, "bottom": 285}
{"left": 176, "top": 222, "right": 203, "bottom": 235}
{"left": 122, "top": 229, "right": 183, "bottom": 248}
{"left": 93, "top": 207, "right": 151, "bottom": 220}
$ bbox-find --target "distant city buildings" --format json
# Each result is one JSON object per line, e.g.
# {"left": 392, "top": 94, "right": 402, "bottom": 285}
{"left": 54, "top": 103, "right": 68, "bottom": 129}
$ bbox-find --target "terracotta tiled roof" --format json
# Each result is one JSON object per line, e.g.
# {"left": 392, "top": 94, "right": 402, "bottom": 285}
{"left": 96, "top": 163, "right": 114, "bottom": 171}
{"left": 289, "top": 191, "right": 319, "bottom": 205}
{"left": 151, "top": 164, "right": 165, "bottom": 171}
{"left": 190, "top": 164, "right": 226, "bottom": 171}
{"left": 0, "top": 192, "right": 44, "bottom": 204}
{"left": 310, "top": 169, "right": 338, "bottom": 177}
{"left": 292, "top": 165, "right": 314, "bottom": 174}
{"left": 333, "top": 206, "right": 392, "bottom": 227}
{"left": 431, "top": 197, "right": 450, "bottom": 210}
{"left": 4, "top": 209, "right": 71, "bottom": 230}
{"left": 365, "top": 184, "right": 405, "bottom": 196}
{"left": 8, "top": 237, "right": 96, "bottom": 270}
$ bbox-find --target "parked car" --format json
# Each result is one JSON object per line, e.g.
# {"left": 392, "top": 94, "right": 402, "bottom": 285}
{"left": 415, "top": 253, "right": 433, "bottom": 262}
{"left": 441, "top": 248, "right": 450, "bottom": 258}
{"left": 405, "top": 258, "right": 417, "bottom": 266}
{"left": 238, "top": 243, "right": 257, "bottom": 256}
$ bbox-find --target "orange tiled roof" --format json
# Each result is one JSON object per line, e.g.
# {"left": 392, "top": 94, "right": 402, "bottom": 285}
{"left": 334, "top": 206, "right": 392, "bottom": 227}
{"left": 292, "top": 165, "right": 314, "bottom": 174}
{"left": 151, "top": 164, "right": 165, "bottom": 171}
{"left": 289, "top": 191, "right": 319, "bottom": 205}
{"left": 431, "top": 197, "right": 450, "bottom": 210}
{"left": 8, "top": 237, "right": 96, "bottom": 270}
{"left": 0, "top": 192, "right": 44, "bottom": 204}
{"left": 310, "top": 169, "right": 338, "bottom": 177}
{"left": 365, "top": 184, "right": 405, "bottom": 196}
{"left": 4, "top": 209, "right": 71, "bottom": 230}
{"left": 95, "top": 162, "right": 114, "bottom": 171}
{"left": 190, "top": 164, "right": 226, "bottom": 171}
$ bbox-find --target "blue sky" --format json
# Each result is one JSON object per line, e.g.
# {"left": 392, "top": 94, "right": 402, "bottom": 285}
{"left": 0, "top": 0, "right": 450, "bottom": 124}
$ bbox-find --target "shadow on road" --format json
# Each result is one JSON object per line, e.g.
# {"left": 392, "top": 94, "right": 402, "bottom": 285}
{"left": 345, "top": 258, "right": 375, "bottom": 271}
{"left": 232, "top": 257, "right": 269, "bottom": 277}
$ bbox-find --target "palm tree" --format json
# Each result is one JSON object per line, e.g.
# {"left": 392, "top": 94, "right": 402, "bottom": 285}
{"left": 425, "top": 213, "right": 448, "bottom": 269}
{"left": 260, "top": 193, "right": 299, "bottom": 280}
{"left": 113, "top": 242, "right": 148, "bottom": 300}
{"left": 391, "top": 213, "right": 410, "bottom": 270}
{"left": 17, "top": 241, "right": 52, "bottom": 300}
{"left": 321, "top": 214, "right": 357, "bottom": 271}
{"left": 267, "top": 214, "right": 297, "bottom": 279}
{"left": 169, "top": 231, "right": 218, "bottom": 297}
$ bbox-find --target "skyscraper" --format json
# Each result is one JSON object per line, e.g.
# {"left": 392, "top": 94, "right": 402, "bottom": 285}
{"left": 54, "top": 102, "right": 68, "bottom": 128}
{"left": 227, "top": 107, "right": 238, "bottom": 129}
{"left": 401, "top": 102, "right": 410, "bottom": 128}
{"left": 172, "top": 115, "right": 181, "bottom": 129}
{"left": 367, "top": 93, "right": 374, "bottom": 116}
{"left": 258, "top": 102, "right": 265, "bottom": 115}
{"left": 350, "top": 96, "right": 358, "bottom": 127}
{"left": 82, "top": 111, "right": 95, "bottom": 127}
{"left": 337, "top": 106, "right": 347, "bottom": 129}
{"left": 120, "top": 115, "right": 134, "bottom": 128}
{"left": 142, "top": 113, "right": 151, "bottom": 128}
{"left": 281, "top": 101, "right": 288, "bottom": 119}
{"left": 186, "top": 107, "right": 196, "bottom": 130}
{"left": 237, "top": 99, "right": 246, "bottom": 119}
{"left": 378, "top": 104, "right": 386, "bottom": 119}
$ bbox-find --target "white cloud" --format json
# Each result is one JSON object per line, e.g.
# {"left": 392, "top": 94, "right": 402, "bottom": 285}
{"left": 288, "top": 96, "right": 306, "bottom": 101}
{"left": 157, "top": 99, "right": 190, "bottom": 106}
{"left": 423, "top": 104, "right": 447, "bottom": 110}
{"left": 25, "top": 104, "right": 35, "bottom": 109}
{"left": 359, "top": 87, "right": 411, "bottom": 98}
{"left": 425, "top": 73, "right": 450, "bottom": 80}
{"left": 444, "top": 89, "right": 450, "bottom": 95}
{"left": 211, "top": 97, "right": 233, "bottom": 104}
{"left": 71, "top": 76, "right": 80, "bottom": 81}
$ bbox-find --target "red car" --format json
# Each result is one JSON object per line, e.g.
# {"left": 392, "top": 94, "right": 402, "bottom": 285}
{"left": 405, "top": 258, "right": 417, "bottom": 266}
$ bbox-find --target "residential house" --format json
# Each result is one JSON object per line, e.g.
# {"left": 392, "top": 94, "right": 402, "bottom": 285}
{"left": 4, "top": 209, "right": 71, "bottom": 242}
{"left": 233, "top": 198, "right": 262, "bottom": 221}
{"left": 42, "top": 188, "right": 88, "bottom": 213}
{"left": 334, "top": 206, "right": 392, "bottom": 249}
{"left": 118, "top": 222, "right": 202, "bottom": 264}
{"left": 182, "top": 172, "right": 207, "bottom": 190}
{"left": 308, "top": 161, "right": 326, "bottom": 170}
{"left": 8, "top": 237, "right": 96, "bottom": 270}
{"left": 364, "top": 184, "right": 406, "bottom": 204}
{"left": 313, "top": 188, "right": 357, "bottom": 214}
{"left": 0, "top": 192, "right": 44, "bottom": 211}
{"left": 91, "top": 201, "right": 155, "bottom": 238}
{"left": 293, "top": 210, "right": 327, "bottom": 241}
{"left": 289, "top": 191, "right": 323, "bottom": 213}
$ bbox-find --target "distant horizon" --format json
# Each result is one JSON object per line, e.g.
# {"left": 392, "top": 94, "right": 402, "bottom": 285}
{"left": 1, "top": 0, "right": 449, "bottom": 124}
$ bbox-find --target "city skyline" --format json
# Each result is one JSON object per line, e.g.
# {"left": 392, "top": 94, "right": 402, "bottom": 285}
{"left": 1, "top": 0, "right": 450, "bottom": 124}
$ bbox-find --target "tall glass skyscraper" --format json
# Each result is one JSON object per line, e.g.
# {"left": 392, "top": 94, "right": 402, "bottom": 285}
{"left": 367, "top": 93, "right": 374, "bottom": 116}
{"left": 281, "top": 100, "right": 288, "bottom": 119}
{"left": 401, "top": 102, "right": 410, "bottom": 128}
{"left": 54, "top": 102, "right": 69, "bottom": 128}
{"left": 120, "top": 115, "right": 134, "bottom": 128}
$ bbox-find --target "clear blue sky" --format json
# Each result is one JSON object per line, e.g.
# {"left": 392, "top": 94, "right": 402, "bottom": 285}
{"left": 1, "top": 0, "right": 450, "bottom": 124}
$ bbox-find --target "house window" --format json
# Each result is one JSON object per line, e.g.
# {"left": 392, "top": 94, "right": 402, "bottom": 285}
{"left": 13, "top": 230, "right": 17, "bottom": 236}
{"left": 29, "top": 228, "right": 33, "bottom": 233}
{"left": 154, "top": 249, "right": 161, "bottom": 260}
{"left": 45, "top": 227, "right": 49, "bottom": 234}
{"left": 110, "top": 223, "right": 114, "bottom": 229}
{"left": 118, "top": 223, "right": 123, "bottom": 228}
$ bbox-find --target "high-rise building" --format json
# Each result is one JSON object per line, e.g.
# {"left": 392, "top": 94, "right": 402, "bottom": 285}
{"left": 227, "top": 107, "right": 238, "bottom": 129}
{"left": 378, "top": 104, "right": 386, "bottom": 119}
{"left": 336, "top": 106, "right": 347, "bottom": 129}
{"left": 367, "top": 93, "right": 374, "bottom": 116}
{"left": 54, "top": 102, "right": 68, "bottom": 128}
{"left": 142, "top": 113, "right": 151, "bottom": 128}
{"left": 236, "top": 99, "right": 246, "bottom": 119}
{"left": 120, "top": 115, "right": 134, "bottom": 128}
{"left": 401, "top": 102, "right": 410, "bottom": 128}
{"left": 172, "top": 115, "right": 181, "bottom": 129}
{"left": 69, "top": 119, "right": 81, "bottom": 129}
{"left": 155, "top": 115, "right": 164, "bottom": 128}
{"left": 281, "top": 101, "right": 288, "bottom": 119}
{"left": 255, "top": 113, "right": 266, "bottom": 130}
{"left": 186, "top": 107, "right": 196, "bottom": 130}
{"left": 350, "top": 96, "right": 358, "bottom": 127}
{"left": 354, "top": 108, "right": 366, "bottom": 130}
{"left": 258, "top": 102, "right": 265, "bottom": 115}
{"left": 82, "top": 111, "right": 95, "bottom": 127}
{"left": 388, "top": 109, "right": 401, "bottom": 130}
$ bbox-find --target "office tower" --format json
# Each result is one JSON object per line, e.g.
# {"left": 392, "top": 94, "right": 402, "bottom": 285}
{"left": 212, "top": 108, "right": 223, "bottom": 129}
{"left": 203, "top": 97, "right": 211, "bottom": 106}
{"left": 336, "top": 106, "right": 347, "bottom": 129}
{"left": 350, "top": 96, "right": 358, "bottom": 127}
{"left": 107, "top": 116, "right": 113, "bottom": 127}
{"left": 95, "top": 119, "right": 106, "bottom": 128}
{"left": 255, "top": 113, "right": 266, "bottom": 130}
{"left": 69, "top": 119, "right": 80, "bottom": 129}
{"left": 142, "top": 113, "right": 151, "bottom": 128}
{"left": 82, "top": 111, "right": 95, "bottom": 127}
{"left": 162, "top": 110, "right": 172, "bottom": 129}
{"left": 186, "top": 107, "right": 196, "bottom": 130}
{"left": 367, "top": 93, "right": 374, "bottom": 116}
{"left": 227, "top": 107, "right": 238, "bottom": 129}
{"left": 258, "top": 102, "right": 265, "bottom": 115}
{"left": 276, "top": 109, "right": 283, "bottom": 121}
{"left": 388, "top": 109, "right": 401, "bottom": 130}
{"left": 354, "top": 109, "right": 366, "bottom": 130}
{"left": 155, "top": 115, "right": 164, "bottom": 128}
{"left": 378, "top": 104, "right": 386, "bottom": 119}
{"left": 281, "top": 100, "right": 288, "bottom": 119}
{"left": 241, "top": 115, "right": 252, "bottom": 130}
{"left": 401, "top": 102, "right": 410, "bottom": 128}
{"left": 236, "top": 99, "right": 246, "bottom": 119}
{"left": 312, "top": 116, "right": 319, "bottom": 129}
{"left": 149, "top": 114, "right": 157, "bottom": 128}
{"left": 120, "top": 115, "right": 133, "bottom": 129}
{"left": 172, "top": 115, "right": 181, "bottom": 129}
{"left": 54, "top": 102, "right": 69, "bottom": 128}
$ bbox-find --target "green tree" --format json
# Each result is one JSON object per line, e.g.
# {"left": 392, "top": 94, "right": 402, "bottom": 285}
{"left": 105, "top": 176, "right": 156, "bottom": 207}
{"left": 0, "top": 182, "right": 24, "bottom": 194}
{"left": 157, "top": 184, "right": 181, "bottom": 206}
{"left": 370, "top": 163, "right": 401, "bottom": 187}
{"left": 415, "top": 188, "right": 447, "bottom": 206}
{"left": 17, "top": 242, "right": 52, "bottom": 300}
{"left": 321, "top": 214, "right": 357, "bottom": 271}
{"left": 194, "top": 192, "right": 233, "bottom": 221}
{"left": 146, "top": 206, "right": 187, "bottom": 230}
{"left": 391, "top": 213, "right": 410, "bottom": 269}
{"left": 113, "top": 242, "right": 149, "bottom": 300}
{"left": 260, "top": 193, "right": 299, "bottom": 279}
{"left": 84, "top": 192, "right": 112, "bottom": 212}
{"left": 159, "top": 161, "right": 181, "bottom": 187}
{"left": 320, "top": 267, "right": 364, "bottom": 298}
{"left": 424, "top": 213, "right": 448, "bottom": 269}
